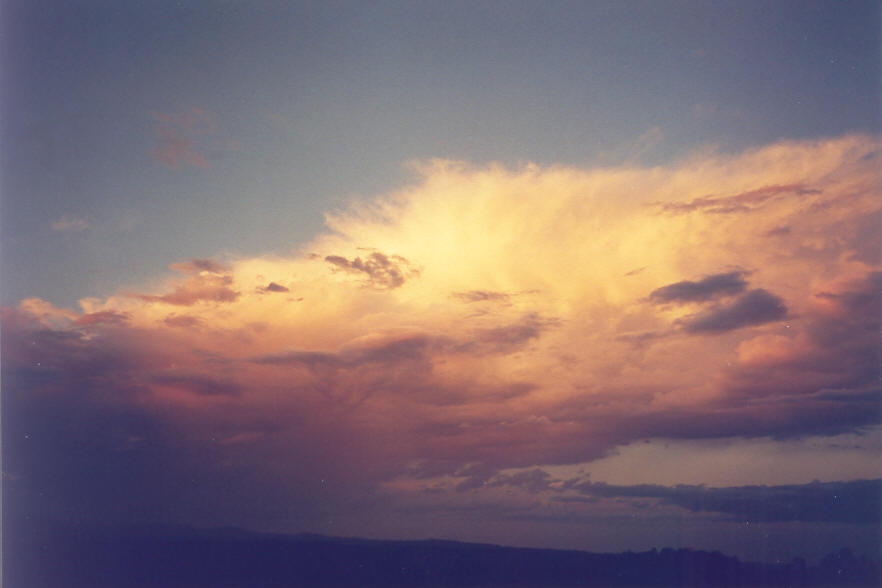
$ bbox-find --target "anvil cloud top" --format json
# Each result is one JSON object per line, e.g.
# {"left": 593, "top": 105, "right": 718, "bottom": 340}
{"left": 2, "top": 0, "right": 880, "bottom": 564}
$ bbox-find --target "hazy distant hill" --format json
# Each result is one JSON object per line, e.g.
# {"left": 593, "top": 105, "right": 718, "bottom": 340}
{"left": 3, "top": 520, "right": 877, "bottom": 587}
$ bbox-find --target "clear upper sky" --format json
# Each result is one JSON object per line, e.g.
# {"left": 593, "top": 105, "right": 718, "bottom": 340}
{"left": 2, "top": 0, "right": 880, "bottom": 566}
{"left": 2, "top": 0, "right": 878, "bottom": 307}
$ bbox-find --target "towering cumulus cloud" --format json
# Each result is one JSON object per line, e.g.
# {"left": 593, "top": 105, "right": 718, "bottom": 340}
{"left": 3, "top": 135, "right": 880, "bottom": 549}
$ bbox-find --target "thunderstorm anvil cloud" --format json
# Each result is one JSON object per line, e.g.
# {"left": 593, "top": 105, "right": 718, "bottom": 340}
{"left": 3, "top": 135, "right": 880, "bottom": 544}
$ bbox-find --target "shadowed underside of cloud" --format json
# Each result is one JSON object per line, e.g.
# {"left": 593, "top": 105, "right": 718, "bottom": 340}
{"left": 649, "top": 271, "right": 748, "bottom": 304}
{"left": 3, "top": 134, "right": 880, "bottom": 534}
{"left": 679, "top": 289, "right": 788, "bottom": 333}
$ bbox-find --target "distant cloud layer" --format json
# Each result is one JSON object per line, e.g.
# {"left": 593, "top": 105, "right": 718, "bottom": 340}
{"left": 572, "top": 478, "right": 881, "bottom": 524}
{"left": 4, "top": 134, "right": 880, "bottom": 538}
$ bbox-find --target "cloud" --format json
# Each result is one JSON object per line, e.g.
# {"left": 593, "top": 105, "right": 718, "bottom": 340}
{"left": 260, "top": 282, "right": 289, "bottom": 293}
{"left": 150, "top": 372, "right": 241, "bottom": 397}
{"left": 325, "top": 251, "right": 418, "bottom": 288}
{"left": 648, "top": 271, "right": 748, "bottom": 304}
{"left": 73, "top": 311, "right": 130, "bottom": 326}
{"left": 134, "top": 274, "right": 239, "bottom": 306}
{"left": 678, "top": 289, "right": 788, "bottom": 333}
{"left": 131, "top": 259, "right": 239, "bottom": 306}
{"left": 452, "top": 290, "right": 511, "bottom": 303}
{"left": 573, "top": 479, "right": 881, "bottom": 524}
{"left": 657, "top": 184, "right": 821, "bottom": 215}
{"left": 170, "top": 258, "right": 229, "bottom": 274}
{"left": 149, "top": 109, "right": 217, "bottom": 169}
{"left": 51, "top": 215, "right": 89, "bottom": 232}
{"left": 4, "top": 134, "right": 880, "bottom": 538}
{"left": 163, "top": 314, "right": 203, "bottom": 329}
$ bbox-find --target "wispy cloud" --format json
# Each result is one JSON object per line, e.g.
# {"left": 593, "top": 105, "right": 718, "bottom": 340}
{"left": 51, "top": 215, "right": 89, "bottom": 232}
{"left": 148, "top": 108, "right": 217, "bottom": 169}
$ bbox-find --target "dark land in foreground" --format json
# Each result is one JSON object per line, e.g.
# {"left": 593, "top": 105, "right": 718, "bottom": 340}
{"left": 3, "top": 521, "right": 878, "bottom": 587}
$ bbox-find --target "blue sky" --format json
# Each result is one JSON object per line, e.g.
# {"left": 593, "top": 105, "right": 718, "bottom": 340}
{"left": 2, "top": 0, "right": 877, "bottom": 307}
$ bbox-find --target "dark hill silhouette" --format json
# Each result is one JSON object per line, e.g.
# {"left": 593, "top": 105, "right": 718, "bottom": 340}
{"left": 3, "top": 520, "right": 878, "bottom": 587}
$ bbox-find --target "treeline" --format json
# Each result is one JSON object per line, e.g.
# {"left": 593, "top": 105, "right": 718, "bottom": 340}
{"left": 3, "top": 521, "right": 878, "bottom": 587}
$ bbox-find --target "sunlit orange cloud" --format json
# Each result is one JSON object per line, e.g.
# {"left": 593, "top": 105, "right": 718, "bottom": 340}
{"left": 7, "top": 134, "right": 880, "bottom": 526}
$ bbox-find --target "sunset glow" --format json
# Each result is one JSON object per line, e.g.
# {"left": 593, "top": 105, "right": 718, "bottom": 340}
{"left": 3, "top": 1, "right": 879, "bottom": 576}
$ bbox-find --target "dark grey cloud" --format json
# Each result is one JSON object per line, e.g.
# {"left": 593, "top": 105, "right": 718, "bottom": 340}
{"left": 649, "top": 271, "right": 748, "bottom": 304}
{"left": 573, "top": 479, "right": 881, "bottom": 524}
{"left": 325, "top": 252, "right": 418, "bottom": 289}
{"left": 261, "top": 282, "right": 289, "bottom": 293}
{"left": 679, "top": 289, "right": 787, "bottom": 333}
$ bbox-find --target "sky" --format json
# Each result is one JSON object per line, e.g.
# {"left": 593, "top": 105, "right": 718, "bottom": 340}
{"left": 2, "top": 0, "right": 880, "bottom": 565}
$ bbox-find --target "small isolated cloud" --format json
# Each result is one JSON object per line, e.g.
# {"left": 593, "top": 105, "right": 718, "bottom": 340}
{"left": 149, "top": 109, "right": 217, "bottom": 169}
{"left": 259, "top": 282, "right": 289, "bottom": 293}
{"left": 649, "top": 271, "right": 748, "bottom": 304}
{"left": 679, "top": 289, "right": 787, "bottom": 333}
{"left": 51, "top": 215, "right": 89, "bottom": 232}
{"left": 325, "top": 251, "right": 418, "bottom": 289}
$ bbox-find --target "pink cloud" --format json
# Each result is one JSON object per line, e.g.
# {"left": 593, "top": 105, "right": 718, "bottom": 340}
{"left": 148, "top": 109, "right": 218, "bottom": 169}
